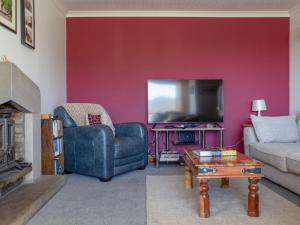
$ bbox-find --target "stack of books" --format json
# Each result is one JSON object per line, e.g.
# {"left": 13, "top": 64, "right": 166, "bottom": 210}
{"left": 159, "top": 151, "right": 180, "bottom": 162}
{"left": 193, "top": 148, "right": 237, "bottom": 157}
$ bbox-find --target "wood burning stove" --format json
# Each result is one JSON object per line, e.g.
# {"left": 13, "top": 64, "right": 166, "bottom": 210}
{"left": 0, "top": 107, "right": 18, "bottom": 173}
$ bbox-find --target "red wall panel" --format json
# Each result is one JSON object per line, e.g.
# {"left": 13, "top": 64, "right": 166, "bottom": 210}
{"left": 67, "top": 17, "right": 289, "bottom": 152}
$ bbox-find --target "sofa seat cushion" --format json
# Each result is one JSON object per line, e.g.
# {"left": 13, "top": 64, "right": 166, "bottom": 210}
{"left": 249, "top": 143, "right": 300, "bottom": 172}
{"left": 114, "top": 136, "right": 144, "bottom": 159}
{"left": 286, "top": 152, "right": 300, "bottom": 176}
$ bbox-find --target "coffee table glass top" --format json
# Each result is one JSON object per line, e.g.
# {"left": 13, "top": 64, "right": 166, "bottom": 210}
{"left": 185, "top": 149, "right": 264, "bottom": 167}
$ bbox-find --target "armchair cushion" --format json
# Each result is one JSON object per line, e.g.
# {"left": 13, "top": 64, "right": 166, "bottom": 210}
{"left": 87, "top": 114, "right": 102, "bottom": 125}
{"left": 251, "top": 115, "right": 299, "bottom": 143}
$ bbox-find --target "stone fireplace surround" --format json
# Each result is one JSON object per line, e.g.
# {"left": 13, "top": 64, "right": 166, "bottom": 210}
{"left": 0, "top": 63, "right": 66, "bottom": 225}
{"left": 0, "top": 62, "right": 41, "bottom": 182}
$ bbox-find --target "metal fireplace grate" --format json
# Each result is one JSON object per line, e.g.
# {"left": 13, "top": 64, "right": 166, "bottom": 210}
{"left": 0, "top": 118, "right": 16, "bottom": 173}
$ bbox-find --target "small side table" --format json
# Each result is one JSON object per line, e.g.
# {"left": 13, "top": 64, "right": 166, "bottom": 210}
{"left": 242, "top": 123, "right": 253, "bottom": 128}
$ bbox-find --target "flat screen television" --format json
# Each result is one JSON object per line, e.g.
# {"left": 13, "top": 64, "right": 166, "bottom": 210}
{"left": 147, "top": 79, "right": 224, "bottom": 124}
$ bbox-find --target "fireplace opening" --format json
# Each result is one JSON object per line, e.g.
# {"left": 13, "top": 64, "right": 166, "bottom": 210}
{"left": 0, "top": 103, "right": 30, "bottom": 173}
{"left": 0, "top": 103, "right": 32, "bottom": 197}
{"left": 0, "top": 105, "right": 18, "bottom": 173}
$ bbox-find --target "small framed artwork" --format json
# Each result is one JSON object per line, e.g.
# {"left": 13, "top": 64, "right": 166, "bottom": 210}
{"left": 21, "top": 0, "right": 35, "bottom": 49}
{"left": 0, "top": 0, "right": 17, "bottom": 33}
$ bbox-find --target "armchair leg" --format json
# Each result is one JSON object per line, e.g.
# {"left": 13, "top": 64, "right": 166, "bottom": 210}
{"left": 64, "top": 171, "right": 73, "bottom": 174}
{"left": 137, "top": 165, "right": 147, "bottom": 170}
{"left": 99, "top": 176, "right": 112, "bottom": 182}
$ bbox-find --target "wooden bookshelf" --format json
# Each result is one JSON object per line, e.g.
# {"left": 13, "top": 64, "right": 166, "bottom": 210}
{"left": 41, "top": 118, "right": 64, "bottom": 175}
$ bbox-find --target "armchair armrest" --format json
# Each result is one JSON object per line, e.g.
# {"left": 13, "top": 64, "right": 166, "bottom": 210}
{"left": 114, "top": 122, "right": 148, "bottom": 139}
{"left": 243, "top": 127, "right": 259, "bottom": 156}
{"left": 114, "top": 122, "right": 149, "bottom": 166}
{"left": 64, "top": 124, "right": 114, "bottom": 179}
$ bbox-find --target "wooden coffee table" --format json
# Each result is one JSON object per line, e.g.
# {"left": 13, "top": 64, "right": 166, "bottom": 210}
{"left": 183, "top": 149, "right": 264, "bottom": 218}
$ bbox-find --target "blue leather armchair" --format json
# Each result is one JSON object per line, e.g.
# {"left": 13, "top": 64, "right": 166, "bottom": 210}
{"left": 54, "top": 106, "right": 148, "bottom": 181}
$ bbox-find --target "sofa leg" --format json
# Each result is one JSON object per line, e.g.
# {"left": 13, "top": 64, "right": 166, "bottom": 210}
{"left": 137, "top": 165, "right": 147, "bottom": 170}
{"left": 99, "top": 177, "right": 112, "bottom": 182}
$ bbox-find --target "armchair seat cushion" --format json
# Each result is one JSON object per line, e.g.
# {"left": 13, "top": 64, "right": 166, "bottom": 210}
{"left": 250, "top": 143, "right": 300, "bottom": 172}
{"left": 286, "top": 152, "right": 300, "bottom": 176}
{"left": 114, "top": 136, "right": 144, "bottom": 159}
{"left": 114, "top": 153, "right": 145, "bottom": 167}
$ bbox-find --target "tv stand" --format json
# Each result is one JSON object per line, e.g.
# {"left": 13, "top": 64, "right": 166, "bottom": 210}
{"left": 152, "top": 126, "right": 224, "bottom": 168}
{"left": 164, "top": 124, "right": 199, "bottom": 129}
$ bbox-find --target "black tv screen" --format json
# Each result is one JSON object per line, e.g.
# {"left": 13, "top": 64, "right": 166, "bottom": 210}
{"left": 147, "top": 79, "right": 224, "bottom": 123}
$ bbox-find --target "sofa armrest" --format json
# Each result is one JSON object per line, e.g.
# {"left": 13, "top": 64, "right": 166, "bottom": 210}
{"left": 64, "top": 124, "right": 114, "bottom": 178}
{"left": 243, "top": 127, "right": 259, "bottom": 156}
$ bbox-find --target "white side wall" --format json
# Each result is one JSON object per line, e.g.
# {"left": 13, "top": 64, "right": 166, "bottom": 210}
{"left": 0, "top": 0, "right": 66, "bottom": 113}
{"left": 0, "top": 0, "right": 66, "bottom": 181}
{"left": 290, "top": 6, "right": 300, "bottom": 115}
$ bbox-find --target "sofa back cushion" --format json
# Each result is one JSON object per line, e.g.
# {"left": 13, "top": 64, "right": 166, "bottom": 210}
{"left": 251, "top": 115, "right": 299, "bottom": 143}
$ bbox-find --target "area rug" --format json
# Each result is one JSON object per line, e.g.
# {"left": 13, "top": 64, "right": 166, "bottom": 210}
{"left": 146, "top": 175, "right": 300, "bottom": 225}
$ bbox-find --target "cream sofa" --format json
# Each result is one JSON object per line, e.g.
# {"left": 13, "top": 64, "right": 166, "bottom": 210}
{"left": 243, "top": 115, "right": 300, "bottom": 195}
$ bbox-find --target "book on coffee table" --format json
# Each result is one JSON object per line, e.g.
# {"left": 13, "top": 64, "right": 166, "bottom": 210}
{"left": 193, "top": 148, "right": 237, "bottom": 157}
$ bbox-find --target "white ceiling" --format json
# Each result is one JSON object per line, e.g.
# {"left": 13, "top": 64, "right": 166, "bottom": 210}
{"left": 59, "top": 0, "right": 300, "bottom": 12}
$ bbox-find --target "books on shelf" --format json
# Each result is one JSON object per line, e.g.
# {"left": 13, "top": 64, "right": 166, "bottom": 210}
{"left": 52, "top": 119, "right": 63, "bottom": 138}
{"left": 159, "top": 150, "right": 180, "bottom": 162}
{"left": 193, "top": 148, "right": 237, "bottom": 157}
{"left": 54, "top": 159, "right": 63, "bottom": 175}
{"left": 159, "top": 151, "right": 180, "bottom": 162}
{"left": 53, "top": 138, "right": 63, "bottom": 157}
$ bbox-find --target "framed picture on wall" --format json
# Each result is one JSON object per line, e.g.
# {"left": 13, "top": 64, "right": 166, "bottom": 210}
{"left": 21, "top": 0, "right": 35, "bottom": 49}
{"left": 0, "top": 0, "right": 17, "bottom": 33}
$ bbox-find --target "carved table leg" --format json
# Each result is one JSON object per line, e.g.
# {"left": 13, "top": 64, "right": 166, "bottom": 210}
{"left": 248, "top": 177, "right": 260, "bottom": 217}
{"left": 198, "top": 179, "right": 210, "bottom": 218}
{"left": 221, "top": 178, "right": 229, "bottom": 188}
{"left": 184, "top": 166, "right": 193, "bottom": 189}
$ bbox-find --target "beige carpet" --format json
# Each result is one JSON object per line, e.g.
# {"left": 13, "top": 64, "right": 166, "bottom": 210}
{"left": 147, "top": 175, "right": 300, "bottom": 225}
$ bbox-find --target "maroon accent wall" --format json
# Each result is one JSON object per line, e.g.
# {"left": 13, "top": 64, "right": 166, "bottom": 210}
{"left": 67, "top": 17, "right": 289, "bottom": 151}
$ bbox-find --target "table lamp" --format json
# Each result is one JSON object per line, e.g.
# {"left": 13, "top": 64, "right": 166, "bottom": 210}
{"left": 252, "top": 99, "right": 267, "bottom": 116}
